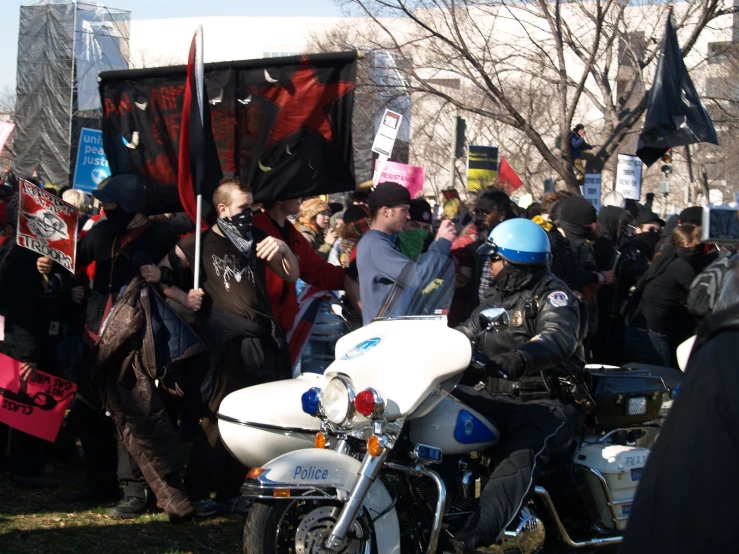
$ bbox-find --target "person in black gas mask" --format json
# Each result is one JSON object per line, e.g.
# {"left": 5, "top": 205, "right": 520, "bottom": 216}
{"left": 626, "top": 223, "right": 705, "bottom": 367}
{"left": 38, "top": 174, "right": 181, "bottom": 517}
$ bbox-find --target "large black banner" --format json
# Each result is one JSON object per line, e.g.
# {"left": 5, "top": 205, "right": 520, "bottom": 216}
{"left": 99, "top": 52, "right": 357, "bottom": 213}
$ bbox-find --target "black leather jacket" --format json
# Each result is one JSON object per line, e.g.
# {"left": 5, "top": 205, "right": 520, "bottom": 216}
{"left": 457, "top": 268, "right": 585, "bottom": 382}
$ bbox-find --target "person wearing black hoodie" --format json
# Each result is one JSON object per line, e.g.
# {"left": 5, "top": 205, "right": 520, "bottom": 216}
{"left": 591, "top": 206, "right": 629, "bottom": 362}
{"left": 0, "top": 194, "right": 65, "bottom": 488}
{"left": 620, "top": 259, "right": 739, "bottom": 554}
{"left": 555, "top": 197, "right": 615, "bottom": 355}
{"left": 626, "top": 223, "right": 704, "bottom": 367}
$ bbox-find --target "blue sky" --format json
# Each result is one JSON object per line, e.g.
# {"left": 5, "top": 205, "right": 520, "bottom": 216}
{"left": 0, "top": 0, "right": 345, "bottom": 93}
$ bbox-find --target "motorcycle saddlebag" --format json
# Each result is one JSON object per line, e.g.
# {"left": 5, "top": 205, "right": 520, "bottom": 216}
{"left": 584, "top": 369, "right": 668, "bottom": 430}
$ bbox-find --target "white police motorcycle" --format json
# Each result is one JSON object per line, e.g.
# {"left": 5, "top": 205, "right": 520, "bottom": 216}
{"left": 217, "top": 254, "right": 673, "bottom": 553}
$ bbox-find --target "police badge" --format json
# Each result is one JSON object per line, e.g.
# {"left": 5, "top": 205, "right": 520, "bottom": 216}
{"left": 511, "top": 310, "right": 524, "bottom": 327}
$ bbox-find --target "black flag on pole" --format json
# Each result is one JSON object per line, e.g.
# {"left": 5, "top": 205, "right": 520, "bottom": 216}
{"left": 99, "top": 52, "right": 357, "bottom": 213}
{"left": 636, "top": 14, "right": 719, "bottom": 167}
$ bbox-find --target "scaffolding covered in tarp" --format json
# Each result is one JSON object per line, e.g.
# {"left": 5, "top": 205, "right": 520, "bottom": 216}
{"left": 14, "top": 0, "right": 130, "bottom": 187}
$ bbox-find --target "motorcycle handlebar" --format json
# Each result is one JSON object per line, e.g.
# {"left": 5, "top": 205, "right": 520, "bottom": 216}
{"left": 471, "top": 349, "right": 511, "bottom": 381}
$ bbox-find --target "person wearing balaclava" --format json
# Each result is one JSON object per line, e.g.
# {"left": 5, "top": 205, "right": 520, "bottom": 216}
{"left": 157, "top": 176, "right": 299, "bottom": 518}
{"left": 397, "top": 198, "right": 434, "bottom": 261}
{"left": 626, "top": 223, "right": 705, "bottom": 367}
{"left": 622, "top": 253, "right": 739, "bottom": 553}
{"left": 555, "top": 196, "right": 616, "bottom": 357}
{"left": 556, "top": 196, "right": 615, "bottom": 294}
{"left": 631, "top": 210, "right": 665, "bottom": 257}
{"left": 38, "top": 174, "right": 183, "bottom": 517}
{"left": 590, "top": 205, "right": 630, "bottom": 361}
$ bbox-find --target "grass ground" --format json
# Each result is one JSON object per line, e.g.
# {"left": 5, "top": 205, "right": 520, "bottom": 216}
{"left": 0, "top": 466, "right": 244, "bottom": 554}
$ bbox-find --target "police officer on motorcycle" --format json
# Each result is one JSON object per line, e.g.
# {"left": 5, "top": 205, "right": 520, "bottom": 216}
{"left": 451, "top": 218, "right": 587, "bottom": 554}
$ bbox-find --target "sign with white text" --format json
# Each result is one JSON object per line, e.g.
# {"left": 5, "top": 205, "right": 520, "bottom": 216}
{"left": 615, "top": 154, "right": 643, "bottom": 200}
{"left": 371, "top": 109, "right": 403, "bottom": 157}
{"left": 73, "top": 128, "right": 111, "bottom": 193}
{"left": 583, "top": 174, "right": 602, "bottom": 212}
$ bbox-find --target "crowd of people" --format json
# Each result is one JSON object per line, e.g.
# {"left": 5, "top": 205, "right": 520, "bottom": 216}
{"left": 0, "top": 167, "right": 735, "bottom": 541}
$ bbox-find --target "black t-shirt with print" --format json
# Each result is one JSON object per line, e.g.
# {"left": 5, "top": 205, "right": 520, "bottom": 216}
{"left": 179, "top": 227, "right": 273, "bottom": 324}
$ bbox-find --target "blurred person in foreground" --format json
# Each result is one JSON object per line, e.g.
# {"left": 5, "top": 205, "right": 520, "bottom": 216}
{"left": 621, "top": 253, "right": 739, "bottom": 554}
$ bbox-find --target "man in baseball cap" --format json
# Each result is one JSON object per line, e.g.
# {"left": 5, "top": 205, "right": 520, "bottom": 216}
{"left": 356, "top": 183, "right": 457, "bottom": 324}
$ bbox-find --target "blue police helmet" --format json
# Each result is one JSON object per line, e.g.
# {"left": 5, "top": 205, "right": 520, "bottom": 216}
{"left": 477, "top": 218, "right": 552, "bottom": 265}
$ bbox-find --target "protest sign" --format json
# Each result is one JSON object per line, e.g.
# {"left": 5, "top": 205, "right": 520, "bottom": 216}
{"left": 17, "top": 180, "right": 79, "bottom": 273}
{"left": 467, "top": 145, "right": 498, "bottom": 193}
{"left": 371, "top": 109, "right": 403, "bottom": 158}
{"left": 374, "top": 159, "right": 425, "bottom": 198}
{"left": 0, "top": 354, "right": 77, "bottom": 442}
{"left": 615, "top": 154, "right": 643, "bottom": 200}
{"left": 0, "top": 121, "right": 15, "bottom": 156}
{"left": 73, "top": 128, "right": 111, "bottom": 193}
{"left": 583, "top": 174, "right": 602, "bottom": 212}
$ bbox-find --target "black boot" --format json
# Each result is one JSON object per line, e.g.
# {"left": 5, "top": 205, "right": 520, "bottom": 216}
{"left": 450, "top": 529, "right": 484, "bottom": 554}
{"left": 108, "top": 495, "right": 154, "bottom": 519}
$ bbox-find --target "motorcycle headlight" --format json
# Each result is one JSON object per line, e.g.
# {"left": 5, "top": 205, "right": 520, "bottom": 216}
{"left": 323, "top": 376, "right": 356, "bottom": 425}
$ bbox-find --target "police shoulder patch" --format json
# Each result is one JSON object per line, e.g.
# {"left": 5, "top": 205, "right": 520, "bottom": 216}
{"left": 546, "top": 291, "right": 569, "bottom": 308}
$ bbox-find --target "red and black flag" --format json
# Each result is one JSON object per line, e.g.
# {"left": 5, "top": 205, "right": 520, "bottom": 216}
{"left": 99, "top": 51, "right": 358, "bottom": 213}
{"left": 178, "top": 26, "right": 222, "bottom": 227}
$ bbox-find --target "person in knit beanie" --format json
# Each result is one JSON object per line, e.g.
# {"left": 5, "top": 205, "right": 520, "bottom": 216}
{"left": 295, "top": 198, "right": 336, "bottom": 259}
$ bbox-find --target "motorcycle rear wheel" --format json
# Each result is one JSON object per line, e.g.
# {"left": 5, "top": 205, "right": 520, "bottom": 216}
{"left": 243, "top": 498, "right": 376, "bottom": 554}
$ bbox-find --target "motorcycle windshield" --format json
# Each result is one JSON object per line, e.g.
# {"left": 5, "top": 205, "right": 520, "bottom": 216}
{"left": 375, "top": 251, "right": 456, "bottom": 320}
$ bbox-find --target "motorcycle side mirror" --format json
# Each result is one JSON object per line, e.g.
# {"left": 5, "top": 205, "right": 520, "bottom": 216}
{"left": 479, "top": 308, "right": 511, "bottom": 333}
{"left": 330, "top": 303, "right": 348, "bottom": 322}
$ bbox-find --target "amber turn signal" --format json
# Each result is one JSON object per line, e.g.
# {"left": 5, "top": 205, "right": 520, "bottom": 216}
{"left": 246, "top": 467, "right": 266, "bottom": 479}
{"left": 367, "top": 435, "right": 383, "bottom": 457}
{"left": 273, "top": 489, "right": 291, "bottom": 498}
{"left": 315, "top": 432, "right": 328, "bottom": 449}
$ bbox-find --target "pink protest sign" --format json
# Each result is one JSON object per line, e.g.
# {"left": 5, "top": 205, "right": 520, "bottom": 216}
{"left": 375, "top": 160, "right": 425, "bottom": 199}
{"left": 0, "top": 121, "right": 14, "bottom": 156}
{"left": 0, "top": 354, "right": 77, "bottom": 442}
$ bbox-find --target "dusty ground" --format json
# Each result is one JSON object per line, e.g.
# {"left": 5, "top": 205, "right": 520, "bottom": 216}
{"left": 0, "top": 467, "right": 244, "bottom": 554}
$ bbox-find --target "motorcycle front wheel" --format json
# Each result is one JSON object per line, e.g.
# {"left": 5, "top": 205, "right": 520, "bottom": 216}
{"left": 243, "top": 498, "right": 376, "bottom": 554}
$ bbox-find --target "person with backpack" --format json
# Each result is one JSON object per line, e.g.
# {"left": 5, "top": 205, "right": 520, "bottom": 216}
{"left": 686, "top": 247, "right": 738, "bottom": 319}
{"left": 625, "top": 224, "right": 705, "bottom": 367}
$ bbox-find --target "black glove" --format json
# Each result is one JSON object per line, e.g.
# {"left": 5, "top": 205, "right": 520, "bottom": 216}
{"left": 486, "top": 351, "right": 526, "bottom": 381}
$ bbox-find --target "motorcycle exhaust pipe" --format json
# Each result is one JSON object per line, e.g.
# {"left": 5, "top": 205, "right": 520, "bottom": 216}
{"left": 534, "top": 486, "right": 623, "bottom": 548}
